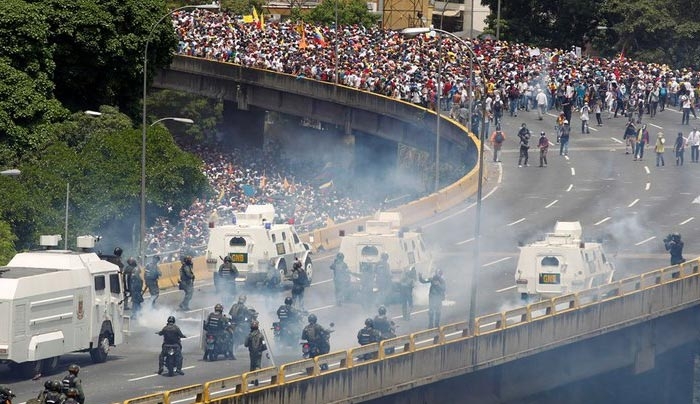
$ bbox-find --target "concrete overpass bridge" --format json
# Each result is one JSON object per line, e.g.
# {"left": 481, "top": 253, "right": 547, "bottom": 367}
{"left": 137, "top": 57, "right": 700, "bottom": 403}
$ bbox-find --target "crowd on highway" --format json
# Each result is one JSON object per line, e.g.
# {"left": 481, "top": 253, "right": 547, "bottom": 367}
{"left": 145, "top": 142, "right": 376, "bottom": 260}
{"left": 150, "top": 8, "right": 700, "bottom": 259}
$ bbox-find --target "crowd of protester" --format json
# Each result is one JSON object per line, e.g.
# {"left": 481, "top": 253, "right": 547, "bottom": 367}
{"left": 146, "top": 9, "right": 700, "bottom": 259}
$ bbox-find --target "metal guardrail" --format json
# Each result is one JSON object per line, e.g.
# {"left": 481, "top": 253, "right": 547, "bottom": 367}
{"left": 123, "top": 258, "right": 700, "bottom": 403}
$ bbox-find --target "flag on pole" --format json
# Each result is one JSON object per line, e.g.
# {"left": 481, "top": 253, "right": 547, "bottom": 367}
{"left": 252, "top": 7, "right": 259, "bottom": 25}
{"left": 259, "top": 10, "right": 265, "bottom": 30}
{"left": 312, "top": 28, "right": 326, "bottom": 46}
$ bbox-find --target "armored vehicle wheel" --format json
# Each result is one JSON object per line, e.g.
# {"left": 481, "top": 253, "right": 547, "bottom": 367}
{"left": 14, "top": 360, "right": 41, "bottom": 379}
{"left": 90, "top": 333, "right": 110, "bottom": 363}
{"left": 304, "top": 258, "right": 313, "bottom": 282}
{"left": 41, "top": 356, "right": 60, "bottom": 374}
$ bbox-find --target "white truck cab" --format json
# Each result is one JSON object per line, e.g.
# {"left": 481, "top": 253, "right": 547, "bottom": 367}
{"left": 0, "top": 235, "right": 124, "bottom": 378}
{"left": 206, "top": 204, "right": 313, "bottom": 288}
{"left": 515, "top": 221, "right": 615, "bottom": 301}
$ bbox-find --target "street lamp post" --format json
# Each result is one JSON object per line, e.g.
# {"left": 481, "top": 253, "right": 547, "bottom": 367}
{"left": 141, "top": 4, "right": 217, "bottom": 266}
{"left": 401, "top": 27, "right": 488, "bottom": 332}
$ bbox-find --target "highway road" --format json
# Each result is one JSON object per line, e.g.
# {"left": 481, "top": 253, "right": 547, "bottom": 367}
{"left": 2, "top": 104, "right": 698, "bottom": 403}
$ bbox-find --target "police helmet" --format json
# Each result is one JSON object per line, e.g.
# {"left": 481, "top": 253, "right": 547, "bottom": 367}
{"left": 66, "top": 388, "right": 79, "bottom": 398}
{"left": 223, "top": 256, "right": 232, "bottom": 263}
{"left": 44, "top": 380, "right": 52, "bottom": 390}
{"left": 250, "top": 320, "right": 259, "bottom": 330}
{"left": 378, "top": 305, "right": 387, "bottom": 315}
{"left": 284, "top": 296, "right": 293, "bottom": 305}
{"left": 293, "top": 259, "right": 302, "bottom": 269}
{"left": 540, "top": 131, "right": 546, "bottom": 136}
{"left": 238, "top": 295, "right": 247, "bottom": 304}
{"left": 214, "top": 303, "right": 223, "bottom": 313}
{"left": 308, "top": 314, "right": 317, "bottom": 324}
{"left": 50, "top": 380, "right": 63, "bottom": 392}
{"left": 184, "top": 255, "right": 193, "bottom": 265}
{"left": 127, "top": 257, "right": 137, "bottom": 266}
{"left": 673, "top": 233, "right": 681, "bottom": 241}
{"left": 153, "top": 255, "right": 161, "bottom": 262}
{"left": 336, "top": 252, "right": 344, "bottom": 260}
{"left": 0, "top": 386, "right": 14, "bottom": 399}
{"left": 167, "top": 315, "right": 176, "bottom": 324}
{"left": 68, "top": 363, "right": 80, "bottom": 375}
{"left": 113, "top": 247, "right": 123, "bottom": 257}
{"left": 365, "top": 318, "right": 374, "bottom": 327}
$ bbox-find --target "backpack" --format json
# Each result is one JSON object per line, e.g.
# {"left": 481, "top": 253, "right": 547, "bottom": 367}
{"left": 494, "top": 131, "right": 504, "bottom": 143}
{"left": 659, "top": 87, "right": 667, "bottom": 96}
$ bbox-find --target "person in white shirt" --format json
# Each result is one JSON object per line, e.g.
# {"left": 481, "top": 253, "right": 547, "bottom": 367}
{"left": 687, "top": 127, "right": 700, "bottom": 163}
{"left": 535, "top": 89, "right": 548, "bottom": 120}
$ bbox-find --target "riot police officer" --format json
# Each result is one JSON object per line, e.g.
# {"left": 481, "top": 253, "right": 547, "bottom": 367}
{"left": 375, "top": 253, "right": 392, "bottom": 302}
{"left": 0, "top": 386, "right": 14, "bottom": 404}
{"left": 129, "top": 265, "right": 144, "bottom": 319}
{"left": 157, "top": 316, "right": 186, "bottom": 375}
{"left": 302, "top": 314, "right": 332, "bottom": 365}
{"left": 244, "top": 320, "right": 267, "bottom": 373}
{"left": 330, "top": 252, "right": 351, "bottom": 306}
{"left": 63, "top": 388, "right": 80, "bottom": 404}
{"left": 291, "top": 258, "right": 309, "bottom": 309}
{"left": 122, "top": 255, "right": 137, "bottom": 311}
{"left": 277, "top": 296, "right": 302, "bottom": 325}
{"left": 218, "top": 256, "right": 239, "bottom": 296}
{"left": 357, "top": 318, "right": 381, "bottom": 361}
{"left": 664, "top": 233, "right": 686, "bottom": 265}
{"left": 178, "top": 255, "right": 195, "bottom": 311}
{"left": 399, "top": 267, "right": 416, "bottom": 320}
{"left": 144, "top": 255, "right": 162, "bottom": 306}
{"left": 373, "top": 306, "right": 396, "bottom": 341}
{"left": 61, "top": 364, "right": 85, "bottom": 404}
{"left": 43, "top": 380, "right": 65, "bottom": 404}
{"left": 203, "top": 303, "right": 229, "bottom": 360}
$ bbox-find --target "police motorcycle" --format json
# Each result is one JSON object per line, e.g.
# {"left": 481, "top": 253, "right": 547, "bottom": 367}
{"left": 203, "top": 306, "right": 235, "bottom": 361}
{"left": 161, "top": 344, "right": 181, "bottom": 376}
{"left": 273, "top": 298, "right": 307, "bottom": 348}
{"left": 301, "top": 322, "right": 335, "bottom": 360}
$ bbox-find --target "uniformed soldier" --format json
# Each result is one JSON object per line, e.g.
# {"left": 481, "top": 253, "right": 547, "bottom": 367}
{"left": 291, "top": 258, "right": 309, "bottom": 309}
{"left": 329, "top": 253, "right": 351, "bottom": 306}
{"left": 218, "top": 256, "right": 239, "bottom": 296}
{"left": 178, "top": 256, "right": 195, "bottom": 311}
{"left": 63, "top": 388, "right": 80, "bottom": 404}
{"left": 244, "top": 320, "right": 267, "bottom": 373}
{"left": 61, "top": 364, "right": 85, "bottom": 404}
{"left": 373, "top": 306, "right": 396, "bottom": 340}
{"left": 0, "top": 386, "right": 15, "bottom": 404}
{"left": 399, "top": 267, "right": 416, "bottom": 320}
{"left": 375, "top": 253, "right": 393, "bottom": 302}
{"left": 129, "top": 266, "right": 144, "bottom": 319}
{"left": 302, "top": 314, "right": 332, "bottom": 369}
{"left": 144, "top": 255, "right": 162, "bottom": 306}
{"left": 157, "top": 316, "right": 187, "bottom": 375}
{"left": 357, "top": 318, "right": 381, "bottom": 360}
{"left": 122, "top": 255, "right": 137, "bottom": 311}
{"left": 43, "top": 380, "right": 65, "bottom": 404}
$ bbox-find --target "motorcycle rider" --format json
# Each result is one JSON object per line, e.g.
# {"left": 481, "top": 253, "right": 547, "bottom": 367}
{"left": 178, "top": 255, "right": 195, "bottom": 311}
{"left": 61, "top": 364, "right": 85, "bottom": 404}
{"left": 419, "top": 269, "right": 447, "bottom": 328}
{"left": 218, "top": 256, "right": 239, "bottom": 296}
{"left": 157, "top": 316, "right": 187, "bottom": 375}
{"left": 329, "top": 252, "right": 351, "bottom": 306}
{"left": 302, "top": 314, "right": 332, "bottom": 369}
{"left": 357, "top": 318, "right": 381, "bottom": 360}
{"left": 276, "top": 296, "right": 303, "bottom": 344}
{"left": 144, "top": 255, "right": 162, "bottom": 306}
{"left": 373, "top": 306, "right": 396, "bottom": 341}
{"left": 203, "top": 303, "right": 231, "bottom": 360}
{"left": 42, "top": 380, "right": 65, "bottom": 404}
{"left": 63, "top": 388, "right": 80, "bottom": 404}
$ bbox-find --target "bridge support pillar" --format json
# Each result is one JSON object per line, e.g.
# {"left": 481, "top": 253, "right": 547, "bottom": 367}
{"left": 633, "top": 321, "right": 655, "bottom": 374}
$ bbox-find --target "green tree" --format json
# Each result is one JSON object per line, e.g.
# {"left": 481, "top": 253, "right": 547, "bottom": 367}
{"left": 147, "top": 90, "right": 223, "bottom": 144}
{"left": 30, "top": 0, "right": 178, "bottom": 117}
{"left": 307, "top": 0, "right": 380, "bottom": 26}
{"left": 0, "top": 220, "right": 18, "bottom": 264}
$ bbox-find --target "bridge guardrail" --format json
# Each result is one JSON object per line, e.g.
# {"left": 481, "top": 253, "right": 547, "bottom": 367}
{"left": 202, "top": 375, "right": 243, "bottom": 402}
{"left": 123, "top": 258, "right": 700, "bottom": 404}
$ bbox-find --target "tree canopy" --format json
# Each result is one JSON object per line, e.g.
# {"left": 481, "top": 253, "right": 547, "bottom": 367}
{"left": 480, "top": 0, "right": 700, "bottom": 68}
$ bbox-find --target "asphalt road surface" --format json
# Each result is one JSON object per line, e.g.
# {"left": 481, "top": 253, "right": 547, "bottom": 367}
{"left": 2, "top": 104, "right": 697, "bottom": 403}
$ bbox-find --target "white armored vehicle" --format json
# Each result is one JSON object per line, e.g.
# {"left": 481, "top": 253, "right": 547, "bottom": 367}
{"left": 206, "top": 204, "right": 313, "bottom": 288}
{"left": 0, "top": 235, "right": 124, "bottom": 378}
{"left": 515, "top": 221, "right": 615, "bottom": 301}
{"left": 338, "top": 212, "right": 431, "bottom": 301}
